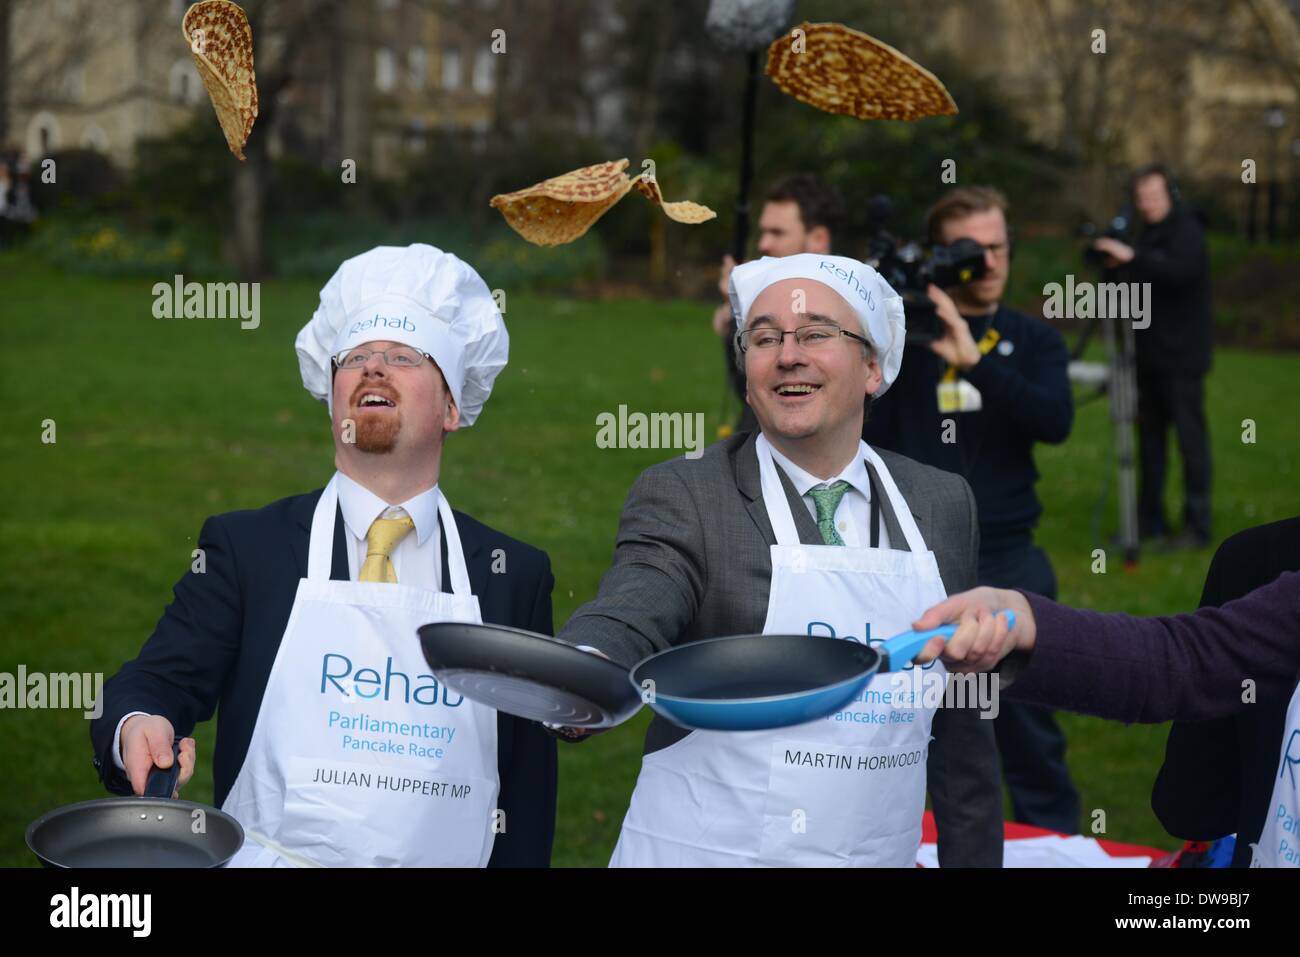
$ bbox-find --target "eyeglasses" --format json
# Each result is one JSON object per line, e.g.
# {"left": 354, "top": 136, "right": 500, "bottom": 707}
{"left": 331, "top": 346, "right": 432, "bottom": 370}
{"left": 737, "top": 322, "right": 870, "bottom": 354}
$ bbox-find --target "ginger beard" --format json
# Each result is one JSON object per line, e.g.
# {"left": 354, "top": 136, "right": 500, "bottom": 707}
{"left": 330, "top": 340, "right": 458, "bottom": 469}
{"left": 349, "top": 380, "right": 403, "bottom": 453}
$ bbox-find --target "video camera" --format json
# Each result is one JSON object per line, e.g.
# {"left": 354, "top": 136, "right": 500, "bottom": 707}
{"left": 862, "top": 195, "right": 989, "bottom": 343}
{"left": 1078, "top": 206, "right": 1135, "bottom": 270}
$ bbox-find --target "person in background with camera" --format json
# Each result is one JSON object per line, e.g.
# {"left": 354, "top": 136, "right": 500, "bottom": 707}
{"left": 1092, "top": 164, "right": 1214, "bottom": 549}
{"left": 710, "top": 173, "right": 846, "bottom": 432}
{"left": 862, "top": 186, "right": 1081, "bottom": 834}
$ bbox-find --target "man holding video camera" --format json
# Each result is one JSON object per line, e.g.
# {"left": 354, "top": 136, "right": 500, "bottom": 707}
{"left": 1091, "top": 164, "right": 1214, "bottom": 549}
{"left": 862, "top": 186, "right": 1081, "bottom": 833}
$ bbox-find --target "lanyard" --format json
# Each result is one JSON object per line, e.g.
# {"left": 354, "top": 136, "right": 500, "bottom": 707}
{"left": 941, "top": 324, "right": 1001, "bottom": 383}
{"left": 936, "top": 321, "right": 999, "bottom": 478}
{"left": 866, "top": 464, "right": 883, "bottom": 549}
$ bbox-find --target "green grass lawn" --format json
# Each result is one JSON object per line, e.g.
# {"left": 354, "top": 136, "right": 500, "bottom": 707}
{"left": 1, "top": 249, "right": 1297, "bottom": 866}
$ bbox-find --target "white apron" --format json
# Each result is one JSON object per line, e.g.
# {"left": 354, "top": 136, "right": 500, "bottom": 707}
{"left": 220, "top": 474, "right": 500, "bottom": 867}
{"left": 610, "top": 439, "right": 949, "bottom": 867}
{"left": 1250, "top": 680, "right": 1300, "bottom": 867}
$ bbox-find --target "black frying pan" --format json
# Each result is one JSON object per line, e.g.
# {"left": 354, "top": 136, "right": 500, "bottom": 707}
{"left": 27, "top": 744, "right": 245, "bottom": 868}
{"left": 419, "top": 622, "right": 642, "bottom": 728}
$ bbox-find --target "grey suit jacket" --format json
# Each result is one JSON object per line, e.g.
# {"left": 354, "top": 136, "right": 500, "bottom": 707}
{"left": 560, "top": 431, "right": 1004, "bottom": 867}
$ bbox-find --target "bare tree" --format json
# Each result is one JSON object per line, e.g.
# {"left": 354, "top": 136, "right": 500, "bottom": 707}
{"left": 1248, "top": 0, "right": 1300, "bottom": 101}
{"left": 0, "top": 0, "right": 10, "bottom": 144}
{"left": 227, "top": 0, "right": 344, "bottom": 279}
{"left": 1014, "top": 0, "right": 1298, "bottom": 213}
{"left": 4, "top": 0, "right": 105, "bottom": 133}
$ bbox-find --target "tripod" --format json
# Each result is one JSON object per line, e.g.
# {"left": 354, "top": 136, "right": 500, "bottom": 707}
{"left": 1070, "top": 309, "right": 1141, "bottom": 568}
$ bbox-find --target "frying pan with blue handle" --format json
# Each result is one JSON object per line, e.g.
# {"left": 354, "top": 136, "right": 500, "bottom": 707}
{"left": 421, "top": 611, "right": 1014, "bottom": 732}
{"left": 631, "top": 613, "right": 1014, "bottom": 731}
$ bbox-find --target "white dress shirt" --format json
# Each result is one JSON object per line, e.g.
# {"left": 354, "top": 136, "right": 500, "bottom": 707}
{"left": 113, "top": 471, "right": 444, "bottom": 771}
{"left": 760, "top": 435, "right": 890, "bottom": 550}
{"left": 334, "top": 470, "right": 442, "bottom": 590}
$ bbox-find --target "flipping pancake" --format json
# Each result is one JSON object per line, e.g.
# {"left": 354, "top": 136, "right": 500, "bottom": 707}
{"left": 766, "top": 21, "right": 957, "bottom": 121}
{"left": 182, "top": 1, "right": 258, "bottom": 160}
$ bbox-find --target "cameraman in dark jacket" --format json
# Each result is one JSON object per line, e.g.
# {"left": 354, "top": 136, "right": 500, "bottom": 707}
{"left": 863, "top": 186, "right": 1080, "bottom": 833}
{"left": 1093, "top": 164, "right": 1214, "bottom": 547}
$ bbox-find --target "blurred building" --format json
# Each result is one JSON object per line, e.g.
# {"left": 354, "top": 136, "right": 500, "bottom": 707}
{"left": 3, "top": 0, "right": 628, "bottom": 177}
{"left": 6, "top": 0, "right": 206, "bottom": 167}
{"left": 5, "top": 0, "right": 1297, "bottom": 227}
{"left": 932, "top": 0, "right": 1300, "bottom": 192}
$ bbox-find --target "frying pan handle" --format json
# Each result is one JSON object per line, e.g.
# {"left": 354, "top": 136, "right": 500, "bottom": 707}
{"left": 143, "top": 741, "right": 182, "bottom": 799}
{"left": 881, "top": 610, "right": 1017, "bottom": 671}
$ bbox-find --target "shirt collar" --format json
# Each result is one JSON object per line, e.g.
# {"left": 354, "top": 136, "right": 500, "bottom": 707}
{"left": 761, "top": 436, "right": 871, "bottom": 501}
{"left": 334, "top": 470, "right": 439, "bottom": 547}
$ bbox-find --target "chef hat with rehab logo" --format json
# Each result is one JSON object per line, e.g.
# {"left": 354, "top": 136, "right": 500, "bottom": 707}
{"left": 728, "top": 253, "right": 907, "bottom": 396}
{"left": 295, "top": 244, "right": 507, "bottom": 426}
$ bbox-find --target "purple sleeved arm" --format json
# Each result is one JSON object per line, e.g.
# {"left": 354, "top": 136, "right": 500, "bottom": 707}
{"left": 1004, "top": 571, "right": 1300, "bottom": 723}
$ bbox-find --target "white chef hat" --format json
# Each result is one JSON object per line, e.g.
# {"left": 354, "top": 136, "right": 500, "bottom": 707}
{"left": 728, "top": 253, "right": 907, "bottom": 395}
{"left": 295, "top": 244, "right": 507, "bottom": 427}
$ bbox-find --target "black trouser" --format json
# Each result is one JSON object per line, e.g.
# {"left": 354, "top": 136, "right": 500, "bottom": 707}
{"left": 980, "top": 542, "right": 1082, "bottom": 834}
{"left": 1136, "top": 366, "right": 1212, "bottom": 539}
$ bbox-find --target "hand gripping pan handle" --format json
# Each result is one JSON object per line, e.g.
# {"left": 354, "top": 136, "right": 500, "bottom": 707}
{"left": 142, "top": 741, "right": 182, "bottom": 799}
{"left": 879, "top": 610, "right": 1016, "bottom": 672}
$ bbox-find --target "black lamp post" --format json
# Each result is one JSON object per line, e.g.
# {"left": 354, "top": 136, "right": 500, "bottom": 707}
{"left": 1265, "top": 105, "right": 1285, "bottom": 243}
{"left": 704, "top": 0, "right": 796, "bottom": 261}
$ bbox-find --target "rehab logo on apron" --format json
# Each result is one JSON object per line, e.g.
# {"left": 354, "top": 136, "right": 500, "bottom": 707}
{"left": 1251, "top": 682, "right": 1300, "bottom": 868}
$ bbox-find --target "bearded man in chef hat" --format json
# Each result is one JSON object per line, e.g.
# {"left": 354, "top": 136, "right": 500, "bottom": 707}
{"left": 558, "top": 253, "right": 1004, "bottom": 868}
{"left": 295, "top": 244, "right": 503, "bottom": 462}
{"left": 93, "top": 244, "right": 559, "bottom": 868}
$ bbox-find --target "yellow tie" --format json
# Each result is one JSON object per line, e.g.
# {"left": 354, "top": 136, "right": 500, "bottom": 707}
{"left": 359, "top": 512, "right": 415, "bottom": 583}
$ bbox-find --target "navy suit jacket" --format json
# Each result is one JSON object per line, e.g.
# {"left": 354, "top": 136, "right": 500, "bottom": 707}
{"left": 1151, "top": 518, "right": 1300, "bottom": 867}
{"left": 90, "top": 486, "right": 558, "bottom": 867}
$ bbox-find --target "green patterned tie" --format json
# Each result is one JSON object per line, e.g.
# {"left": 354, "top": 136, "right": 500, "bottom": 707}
{"left": 808, "top": 480, "right": 851, "bottom": 546}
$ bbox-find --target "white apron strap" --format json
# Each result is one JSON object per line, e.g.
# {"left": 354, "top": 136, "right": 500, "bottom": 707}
{"left": 755, "top": 435, "right": 802, "bottom": 547}
{"left": 307, "top": 474, "right": 340, "bottom": 582}
{"left": 436, "top": 490, "right": 473, "bottom": 597}
{"left": 860, "top": 442, "right": 928, "bottom": 554}
{"left": 306, "top": 475, "right": 470, "bottom": 595}
{"left": 756, "top": 436, "right": 929, "bottom": 554}
{"left": 243, "top": 828, "right": 327, "bottom": 868}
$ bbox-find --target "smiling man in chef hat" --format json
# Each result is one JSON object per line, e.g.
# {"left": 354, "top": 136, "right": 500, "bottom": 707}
{"left": 559, "top": 252, "right": 1004, "bottom": 867}
{"left": 93, "top": 244, "right": 559, "bottom": 868}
